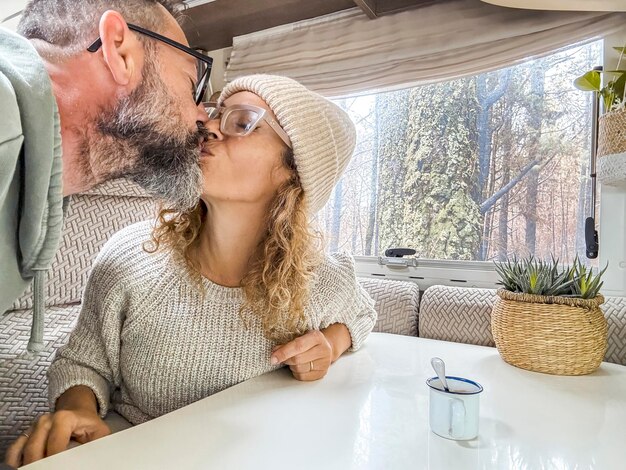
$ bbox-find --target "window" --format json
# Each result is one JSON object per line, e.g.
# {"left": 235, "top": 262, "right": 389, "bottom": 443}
{"left": 320, "top": 41, "right": 603, "bottom": 264}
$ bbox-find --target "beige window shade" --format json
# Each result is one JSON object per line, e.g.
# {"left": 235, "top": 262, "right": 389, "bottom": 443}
{"left": 225, "top": 0, "right": 626, "bottom": 97}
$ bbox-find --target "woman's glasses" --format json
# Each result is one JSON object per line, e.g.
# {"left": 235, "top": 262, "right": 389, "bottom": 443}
{"left": 204, "top": 102, "right": 292, "bottom": 149}
{"left": 87, "top": 23, "right": 213, "bottom": 105}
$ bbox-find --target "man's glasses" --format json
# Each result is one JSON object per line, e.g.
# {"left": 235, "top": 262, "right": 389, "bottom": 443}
{"left": 204, "top": 102, "right": 292, "bottom": 149}
{"left": 87, "top": 23, "right": 213, "bottom": 105}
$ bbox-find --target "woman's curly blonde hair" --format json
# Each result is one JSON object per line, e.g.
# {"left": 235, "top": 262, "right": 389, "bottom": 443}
{"left": 145, "top": 148, "right": 323, "bottom": 343}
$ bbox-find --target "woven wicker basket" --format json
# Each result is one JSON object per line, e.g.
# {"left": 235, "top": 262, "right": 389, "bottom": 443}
{"left": 491, "top": 290, "right": 607, "bottom": 376}
{"left": 597, "top": 109, "right": 626, "bottom": 188}
{"left": 597, "top": 108, "right": 626, "bottom": 158}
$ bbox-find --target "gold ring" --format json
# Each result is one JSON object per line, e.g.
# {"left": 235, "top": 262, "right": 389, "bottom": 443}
{"left": 310, "top": 361, "right": 314, "bottom": 372}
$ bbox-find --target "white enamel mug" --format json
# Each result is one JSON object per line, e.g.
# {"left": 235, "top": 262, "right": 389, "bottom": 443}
{"left": 426, "top": 376, "right": 483, "bottom": 440}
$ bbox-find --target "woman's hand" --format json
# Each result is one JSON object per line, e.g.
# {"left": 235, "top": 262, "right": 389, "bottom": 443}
{"left": 5, "top": 389, "right": 111, "bottom": 467}
{"left": 5, "top": 409, "right": 110, "bottom": 467}
{"left": 271, "top": 324, "right": 352, "bottom": 381}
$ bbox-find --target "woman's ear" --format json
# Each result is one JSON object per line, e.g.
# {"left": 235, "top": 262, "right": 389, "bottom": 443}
{"left": 97, "top": 10, "right": 143, "bottom": 87}
{"left": 271, "top": 161, "right": 294, "bottom": 187}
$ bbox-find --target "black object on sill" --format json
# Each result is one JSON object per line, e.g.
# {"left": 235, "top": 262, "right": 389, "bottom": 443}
{"left": 385, "top": 248, "right": 416, "bottom": 258}
{"left": 585, "top": 216, "right": 599, "bottom": 259}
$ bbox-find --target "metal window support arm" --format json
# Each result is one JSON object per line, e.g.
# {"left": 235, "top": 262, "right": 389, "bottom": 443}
{"left": 585, "top": 65, "right": 601, "bottom": 260}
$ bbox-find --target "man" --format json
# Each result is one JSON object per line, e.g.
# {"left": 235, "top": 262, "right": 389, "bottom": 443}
{"left": 0, "top": 0, "right": 212, "bottom": 351}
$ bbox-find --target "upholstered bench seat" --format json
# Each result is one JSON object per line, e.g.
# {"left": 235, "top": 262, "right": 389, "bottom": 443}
{"left": 361, "top": 278, "right": 419, "bottom": 336}
{"left": 0, "top": 305, "right": 80, "bottom": 453}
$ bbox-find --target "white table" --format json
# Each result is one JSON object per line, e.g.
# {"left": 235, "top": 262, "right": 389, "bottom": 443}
{"left": 23, "top": 333, "right": 626, "bottom": 470}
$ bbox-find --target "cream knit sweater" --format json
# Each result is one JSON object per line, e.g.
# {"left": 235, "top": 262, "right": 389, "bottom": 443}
{"left": 47, "top": 221, "right": 377, "bottom": 425}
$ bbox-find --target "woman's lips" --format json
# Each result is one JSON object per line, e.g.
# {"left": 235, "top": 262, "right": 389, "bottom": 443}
{"left": 200, "top": 147, "right": 214, "bottom": 159}
{"left": 199, "top": 142, "right": 213, "bottom": 154}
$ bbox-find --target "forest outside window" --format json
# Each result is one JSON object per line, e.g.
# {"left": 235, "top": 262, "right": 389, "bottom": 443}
{"left": 318, "top": 40, "right": 602, "bottom": 265}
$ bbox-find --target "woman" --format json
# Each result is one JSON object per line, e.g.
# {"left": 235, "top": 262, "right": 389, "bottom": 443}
{"left": 6, "top": 75, "right": 376, "bottom": 466}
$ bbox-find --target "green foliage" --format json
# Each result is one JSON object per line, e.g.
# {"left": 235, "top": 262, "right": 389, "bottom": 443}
{"left": 574, "top": 45, "right": 626, "bottom": 111}
{"left": 571, "top": 258, "right": 608, "bottom": 299}
{"left": 495, "top": 256, "right": 607, "bottom": 299}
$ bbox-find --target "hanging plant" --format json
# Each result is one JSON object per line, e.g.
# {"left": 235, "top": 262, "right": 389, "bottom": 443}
{"left": 574, "top": 45, "right": 626, "bottom": 112}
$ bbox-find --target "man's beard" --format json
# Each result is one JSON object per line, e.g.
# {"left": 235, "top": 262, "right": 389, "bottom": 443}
{"left": 89, "top": 53, "right": 207, "bottom": 211}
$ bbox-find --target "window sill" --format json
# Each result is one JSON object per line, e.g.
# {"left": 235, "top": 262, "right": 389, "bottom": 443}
{"left": 354, "top": 256, "right": 501, "bottom": 291}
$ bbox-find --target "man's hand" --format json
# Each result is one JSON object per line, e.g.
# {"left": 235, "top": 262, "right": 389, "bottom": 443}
{"left": 271, "top": 324, "right": 352, "bottom": 381}
{"left": 5, "top": 409, "right": 110, "bottom": 467}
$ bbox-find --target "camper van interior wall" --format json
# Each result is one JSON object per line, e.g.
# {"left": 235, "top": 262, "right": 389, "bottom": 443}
{"left": 491, "top": 256, "right": 608, "bottom": 375}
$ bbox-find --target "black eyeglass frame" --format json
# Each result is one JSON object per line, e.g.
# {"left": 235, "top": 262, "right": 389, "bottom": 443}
{"left": 87, "top": 23, "right": 213, "bottom": 105}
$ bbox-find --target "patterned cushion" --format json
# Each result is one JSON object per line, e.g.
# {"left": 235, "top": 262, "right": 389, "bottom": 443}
{"left": 10, "top": 180, "right": 157, "bottom": 310}
{"left": 420, "top": 285, "right": 626, "bottom": 366}
{"left": 80, "top": 178, "right": 154, "bottom": 197}
{"left": 359, "top": 278, "right": 419, "bottom": 336}
{"left": 419, "top": 285, "right": 495, "bottom": 347}
{"left": 603, "top": 296, "right": 626, "bottom": 365}
{"left": 0, "top": 305, "right": 81, "bottom": 459}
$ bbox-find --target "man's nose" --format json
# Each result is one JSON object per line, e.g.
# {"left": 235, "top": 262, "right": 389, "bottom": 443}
{"left": 196, "top": 102, "right": 210, "bottom": 126}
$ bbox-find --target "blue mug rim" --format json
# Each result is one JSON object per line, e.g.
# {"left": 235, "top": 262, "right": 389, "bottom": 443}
{"left": 426, "top": 376, "right": 483, "bottom": 395}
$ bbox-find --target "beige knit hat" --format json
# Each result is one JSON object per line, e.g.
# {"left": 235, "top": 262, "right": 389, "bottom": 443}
{"left": 218, "top": 74, "right": 356, "bottom": 214}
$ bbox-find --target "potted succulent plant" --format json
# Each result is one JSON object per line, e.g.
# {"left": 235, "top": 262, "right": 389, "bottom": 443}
{"left": 574, "top": 45, "right": 626, "bottom": 188}
{"left": 492, "top": 256, "right": 608, "bottom": 376}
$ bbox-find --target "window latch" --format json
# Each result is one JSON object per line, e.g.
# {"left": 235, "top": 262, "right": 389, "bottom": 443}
{"left": 378, "top": 248, "right": 418, "bottom": 267}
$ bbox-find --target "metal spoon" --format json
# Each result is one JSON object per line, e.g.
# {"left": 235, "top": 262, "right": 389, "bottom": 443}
{"left": 431, "top": 357, "right": 450, "bottom": 392}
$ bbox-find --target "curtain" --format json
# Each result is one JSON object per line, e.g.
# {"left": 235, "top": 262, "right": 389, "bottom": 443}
{"left": 225, "top": 0, "right": 626, "bottom": 96}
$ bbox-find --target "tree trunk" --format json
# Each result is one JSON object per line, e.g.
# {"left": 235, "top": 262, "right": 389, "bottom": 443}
{"left": 364, "top": 99, "right": 380, "bottom": 256}
{"left": 351, "top": 207, "right": 358, "bottom": 252}
{"left": 497, "top": 191, "right": 510, "bottom": 261}
{"left": 476, "top": 71, "right": 511, "bottom": 259}
{"left": 377, "top": 89, "right": 411, "bottom": 252}
{"left": 524, "top": 167, "right": 539, "bottom": 255}
{"left": 497, "top": 131, "right": 512, "bottom": 260}
{"left": 329, "top": 179, "right": 343, "bottom": 252}
{"left": 524, "top": 65, "right": 545, "bottom": 255}
{"left": 476, "top": 69, "right": 512, "bottom": 199}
